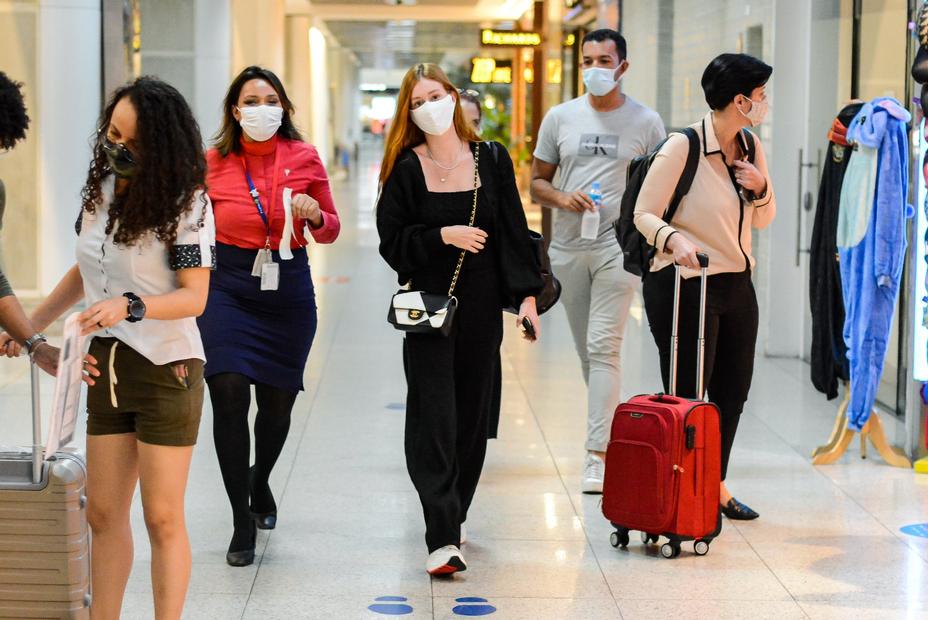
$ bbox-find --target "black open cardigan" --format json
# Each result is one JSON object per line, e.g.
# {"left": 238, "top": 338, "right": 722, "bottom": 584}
{"left": 376, "top": 141, "right": 544, "bottom": 309}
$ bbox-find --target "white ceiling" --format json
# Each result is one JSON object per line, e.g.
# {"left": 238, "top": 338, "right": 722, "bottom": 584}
{"left": 325, "top": 19, "right": 483, "bottom": 70}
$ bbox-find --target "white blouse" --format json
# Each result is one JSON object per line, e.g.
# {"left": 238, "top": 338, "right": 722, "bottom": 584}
{"left": 76, "top": 177, "right": 216, "bottom": 365}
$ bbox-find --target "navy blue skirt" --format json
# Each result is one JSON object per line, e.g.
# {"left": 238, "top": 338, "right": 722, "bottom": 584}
{"left": 198, "top": 242, "right": 317, "bottom": 392}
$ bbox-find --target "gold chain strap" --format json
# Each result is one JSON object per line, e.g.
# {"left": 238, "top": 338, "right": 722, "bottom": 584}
{"left": 447, "top": 142, "right": 480, "bottom": 297}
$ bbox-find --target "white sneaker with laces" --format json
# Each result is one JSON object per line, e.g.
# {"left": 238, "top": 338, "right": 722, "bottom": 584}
{"left": 426, "top": 545, "right": 466, "bottom": 576}
{"left": 582, "top": 453, "right": 605, "bottom": 494}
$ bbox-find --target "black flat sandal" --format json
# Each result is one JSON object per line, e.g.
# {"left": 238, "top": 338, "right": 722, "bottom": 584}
{"left": 721, "top": 497, "right": 759, "bottom": 521}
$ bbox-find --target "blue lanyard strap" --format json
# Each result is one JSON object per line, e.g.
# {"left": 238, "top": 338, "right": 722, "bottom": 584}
{"left": 244, "top": 170, "right": 271, "bottom": 237}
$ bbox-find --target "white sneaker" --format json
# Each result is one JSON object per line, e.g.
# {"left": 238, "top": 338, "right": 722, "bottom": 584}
{"left": 460, "top": 523, "right": 467, "bottom": 545}
{"left": 426, "top": 545, "right": 467, "bottom": 576}
{"left": 582, "top": 453, "right": 605, "bottom": 494}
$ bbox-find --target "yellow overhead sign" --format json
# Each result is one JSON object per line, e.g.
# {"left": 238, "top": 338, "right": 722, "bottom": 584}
{"left": 471, "top": 58, "right": 514, "bottom": 84}
{"left": 471, "top": 57, "right": 496, "bottom": 84}
{"left": 480, "top": 29, "right": 542, "bottom": 48}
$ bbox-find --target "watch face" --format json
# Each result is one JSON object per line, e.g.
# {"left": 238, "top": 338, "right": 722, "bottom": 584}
{"left": 130, "top": 299, "right": 146, "bottom": 319}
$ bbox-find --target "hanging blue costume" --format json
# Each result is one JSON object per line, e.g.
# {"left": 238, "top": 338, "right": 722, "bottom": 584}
{"left": 838, "top": 98, "right": 912, "bottom": 431}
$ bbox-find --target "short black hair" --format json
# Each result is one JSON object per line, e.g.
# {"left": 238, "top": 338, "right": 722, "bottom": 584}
{"left": 0, "top": 72, "right": 29, "bottom": 150}
{"left": 701, "top": 53, "right": 772, "bottom": 110}
{"left": 582, "top": 29, "right": 627, "bottom": 61}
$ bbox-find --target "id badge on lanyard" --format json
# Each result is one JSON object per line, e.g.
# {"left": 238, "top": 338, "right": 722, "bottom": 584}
{"left": 243, "top": 155, "right": 281, "bottom": 290}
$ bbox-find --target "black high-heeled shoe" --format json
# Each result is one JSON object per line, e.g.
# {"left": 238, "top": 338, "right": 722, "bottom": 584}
{"left": 249, "top": 466, "right": 277, "bottom": 530}
{"left": 720, "top": 497, "right": 759, "bottom": 521}
{"left": 226, "top": 522, "right": 256, "bottom": 567}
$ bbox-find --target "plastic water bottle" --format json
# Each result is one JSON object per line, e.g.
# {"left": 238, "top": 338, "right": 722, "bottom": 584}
{"left": 581, "top": 181, "right": 602, "bottom": 240}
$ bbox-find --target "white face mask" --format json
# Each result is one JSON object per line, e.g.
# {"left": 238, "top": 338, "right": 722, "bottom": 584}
{"left": 237, "top": 105, "right": 283, "bottom": 142}
{"left": 410, "top": 94, "right": 456, "bottom": 136}
{"left": 583, "top": 66, "right": 620, "bottom": 97}
{"left": 739, "top": 96, "right": 768, "bottom": 127}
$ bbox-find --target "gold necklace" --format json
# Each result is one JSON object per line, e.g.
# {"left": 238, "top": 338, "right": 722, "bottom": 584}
{"left": 427, "top": 142, "right": 466, "bottom": 182}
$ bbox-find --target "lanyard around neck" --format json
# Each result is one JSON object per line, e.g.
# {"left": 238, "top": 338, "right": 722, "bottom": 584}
{"left": 241, "top": 149, "right": 281, "bottom": 247}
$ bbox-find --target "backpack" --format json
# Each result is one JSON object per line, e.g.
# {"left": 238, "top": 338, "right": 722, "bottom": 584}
{"left": 615, "top": 127, "right": 755, "bottom": 278}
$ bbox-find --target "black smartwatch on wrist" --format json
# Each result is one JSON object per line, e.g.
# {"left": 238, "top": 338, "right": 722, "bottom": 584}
{"left": 124, "top": 292, "right": 146, "bottom": 323}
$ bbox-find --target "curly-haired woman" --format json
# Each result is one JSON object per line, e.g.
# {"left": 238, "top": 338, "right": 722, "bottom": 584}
{"left": 12, "top": 77, "right": 215, "bottom": 619}
{"left": 198, "top": 66, "right": 339, "bottom": 567}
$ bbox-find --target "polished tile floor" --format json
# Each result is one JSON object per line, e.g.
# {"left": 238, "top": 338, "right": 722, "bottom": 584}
{"left": 2, "top": 144, "right": 928, "bottom": 619}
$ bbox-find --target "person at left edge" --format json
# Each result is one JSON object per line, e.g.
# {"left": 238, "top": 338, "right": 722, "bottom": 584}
{"left": 0, "top": 71, "right": 97, "bottom": 377}
{"left": 199, "top": 66, "right": 340, "bottom": 567}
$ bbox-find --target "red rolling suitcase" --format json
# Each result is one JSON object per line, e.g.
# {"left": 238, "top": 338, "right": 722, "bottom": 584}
{"left": 602, "top": 253, "right": 722, "bottom": 558}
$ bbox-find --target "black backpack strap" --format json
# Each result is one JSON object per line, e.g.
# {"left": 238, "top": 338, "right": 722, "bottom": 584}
{"left": 663, "top": 127, "right": 700, "bottom": 224}
{"left": 739, "top": 128, "right": 756, "bottom": 163}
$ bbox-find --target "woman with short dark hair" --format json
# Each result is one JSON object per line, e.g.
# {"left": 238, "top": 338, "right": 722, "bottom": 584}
{"left": 200, "top": 66, "right": 340, "bottom": 567}
{"left": 634, "top": 53, "right": 776, "bottom": 521}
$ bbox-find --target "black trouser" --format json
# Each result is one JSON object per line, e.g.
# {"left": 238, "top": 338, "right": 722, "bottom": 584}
{"left": 403, "top": 270, "right": 502, "bottom": 553}
{"left": 642, "top": 267, "right": 758, "bottom": 481}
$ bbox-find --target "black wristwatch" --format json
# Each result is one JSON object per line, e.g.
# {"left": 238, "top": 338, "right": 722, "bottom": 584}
{"left": 124, "top": 292, "right": 146, "bottom": 323}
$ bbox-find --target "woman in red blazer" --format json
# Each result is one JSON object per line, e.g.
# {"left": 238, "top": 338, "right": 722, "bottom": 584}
{"left": 199, "top": 66, "right": 340, "bottom": 566}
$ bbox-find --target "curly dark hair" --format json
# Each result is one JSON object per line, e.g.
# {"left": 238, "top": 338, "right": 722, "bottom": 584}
{"left": 81, "top": 76, "right": 207, "bottom": 247}
{"left": 213, "top": 66, "right": 303, "bottom": 157}
{"left": 0, "top": 72, "right": 30, "bottom": 150}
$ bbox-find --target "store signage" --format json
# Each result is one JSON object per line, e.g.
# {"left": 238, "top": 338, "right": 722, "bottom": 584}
{"left": 470, "top": 58, "right": 513, "bottom": 84}
{"left": 913, "top": 119, "right": 928, "bottom": 381}
{"left": 480, "top": 29, "right": 542, "bottom": 48}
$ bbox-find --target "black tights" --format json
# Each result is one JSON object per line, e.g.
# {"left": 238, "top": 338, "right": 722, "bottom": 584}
{"left": 208, "top": 373, "right": 298, "bottom": 546}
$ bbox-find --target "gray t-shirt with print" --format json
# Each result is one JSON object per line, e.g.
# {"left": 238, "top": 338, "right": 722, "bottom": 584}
{"left": 534, "top": 94, "right": 666, "bottom": 249}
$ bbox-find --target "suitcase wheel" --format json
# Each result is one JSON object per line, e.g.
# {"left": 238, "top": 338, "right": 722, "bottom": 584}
{"left": 694, "top": 540, "right": 710, "bottom": 556}
{"left": 640, "top": 532, "right": 659, "bottom": 545}
{"left": 660, "top": 542, "right": 681, "bottom": 559}
{"left": 610, "top": 530, "right": 630, "bottom": 549}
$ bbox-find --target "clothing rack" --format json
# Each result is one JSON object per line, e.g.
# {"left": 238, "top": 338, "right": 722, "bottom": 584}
{"left": 812, "top": 381, "right": 911, "bottom": 468}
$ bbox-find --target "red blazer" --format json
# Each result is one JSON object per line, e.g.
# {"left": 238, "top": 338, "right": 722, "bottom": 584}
{"left": 206, "top": 136, "right": 340, "bottom": 250}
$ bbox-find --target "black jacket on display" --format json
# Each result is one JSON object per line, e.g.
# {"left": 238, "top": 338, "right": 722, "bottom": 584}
{"left": 809, "top": 103, "right": 862, "bottom": 399}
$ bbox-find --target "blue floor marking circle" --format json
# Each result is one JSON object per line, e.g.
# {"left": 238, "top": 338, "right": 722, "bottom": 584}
{"left": 452, "top": 604, "right": 497, "bottom": 616}
{"left": 369, "top": 596, "right": 413, "bottom": 615}
{"left": 369, "top": 603, "right": 414, "bottom": 615}
{"left": 455, "top": 598, "right": 488, "bottom": 603}
{"left": 901, "top": 523, "right": 928, "bottom": 538}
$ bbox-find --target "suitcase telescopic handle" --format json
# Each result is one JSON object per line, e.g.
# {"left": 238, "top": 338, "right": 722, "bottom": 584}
{"left": 30, "top": 359, "right": 43, "bottom": 484}
{"left": 669, "top": 253, "right": 710, "bottom": 400}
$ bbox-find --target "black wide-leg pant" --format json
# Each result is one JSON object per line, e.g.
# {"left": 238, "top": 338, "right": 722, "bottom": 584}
{"left": 642, "top": 266, "right": 758, "bottom": 481}
{"left": 403, "top": 271, "right": 503, "bottom": 553}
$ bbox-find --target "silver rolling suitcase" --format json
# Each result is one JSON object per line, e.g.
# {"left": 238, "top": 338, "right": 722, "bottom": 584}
{"left": 0, "top": 362, "right": 91, "bottom": 618}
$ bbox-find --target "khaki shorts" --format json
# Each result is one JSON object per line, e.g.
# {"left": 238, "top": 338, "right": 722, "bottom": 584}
{"left": 86, "top": 338, "right": 205, "bottom": 447}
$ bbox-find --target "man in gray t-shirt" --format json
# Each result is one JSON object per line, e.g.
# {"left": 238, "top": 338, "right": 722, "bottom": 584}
{"left": 531, "top": 29, "right": 665, "bottom": 494}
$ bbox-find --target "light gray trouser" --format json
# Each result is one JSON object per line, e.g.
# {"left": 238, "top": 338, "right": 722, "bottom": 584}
{"left": 549, "top": 242, "right": 639, "bottom": 452}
